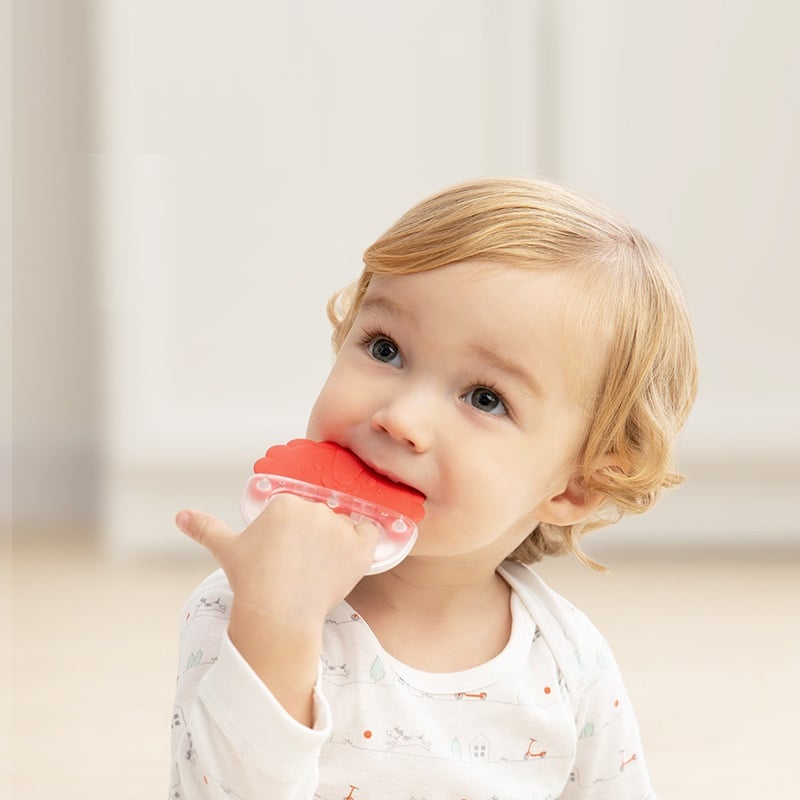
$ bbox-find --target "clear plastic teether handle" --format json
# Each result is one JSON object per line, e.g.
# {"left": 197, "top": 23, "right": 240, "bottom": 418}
{"left": 240, "top": 474, "right": 418, "bottom": 575}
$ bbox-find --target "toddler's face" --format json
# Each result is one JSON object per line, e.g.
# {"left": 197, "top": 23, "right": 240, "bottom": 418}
{"left": 306, "top": 260, "right": 606, "bottom": 563}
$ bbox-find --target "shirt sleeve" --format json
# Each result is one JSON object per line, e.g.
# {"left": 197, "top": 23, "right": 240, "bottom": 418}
{"left": 558, "top": 615, "right": 657, "bottom": 800}
{"left": 168, "top": 569, "right": 332, "bottom": 800}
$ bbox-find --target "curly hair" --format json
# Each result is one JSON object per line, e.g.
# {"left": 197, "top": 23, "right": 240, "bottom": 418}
{"left": 326, "top": 178, "right": 697, "bottom": 569}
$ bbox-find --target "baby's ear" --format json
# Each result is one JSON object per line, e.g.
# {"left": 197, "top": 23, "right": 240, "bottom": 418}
{"left": 534, "top": 458, "right": 617, "bottom": 527}
{"left": 534, "top": 477, "right": 605, "bottom": 527}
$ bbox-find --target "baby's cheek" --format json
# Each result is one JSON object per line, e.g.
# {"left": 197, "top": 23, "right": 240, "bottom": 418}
{"left": 305, "top": 390, "right": 336, "bottom": 440}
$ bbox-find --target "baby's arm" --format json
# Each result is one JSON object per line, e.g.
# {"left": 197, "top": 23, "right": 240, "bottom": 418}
{"left": 559, "top": 623, "right": 657, "bottom": 800}
{"left": 176, "top": 497, "right": 379, "bottom": 724}
{"left": 169, "top": 569, "right": 332, "bottom": 798}
{"left": 169, "top": 498, "right": 379, "bottom": 798}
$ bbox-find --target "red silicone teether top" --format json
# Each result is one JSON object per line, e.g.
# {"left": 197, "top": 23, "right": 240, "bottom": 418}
{"left": 253, "top": 439, "right": 425, "bottom": 522}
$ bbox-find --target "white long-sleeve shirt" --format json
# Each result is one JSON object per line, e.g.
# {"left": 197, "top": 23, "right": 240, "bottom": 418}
{"left": 169, "top": 561, "right": 656, "bottom": 799}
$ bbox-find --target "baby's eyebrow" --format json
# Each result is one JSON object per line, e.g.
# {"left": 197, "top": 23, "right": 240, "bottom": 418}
{"left": 470, "top": 344, "right": 545, "bottom": 399}
{"left": 360, "top": 294, "right": 419, "bottom": 327}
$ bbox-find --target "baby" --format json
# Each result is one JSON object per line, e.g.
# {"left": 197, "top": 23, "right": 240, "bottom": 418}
{"left": 171, "top": 177, "right": 697, "bottom": 799}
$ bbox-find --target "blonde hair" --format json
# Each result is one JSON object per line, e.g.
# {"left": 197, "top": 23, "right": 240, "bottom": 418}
{"left": 327, "top": 178, "right": 697, "bottom": 569}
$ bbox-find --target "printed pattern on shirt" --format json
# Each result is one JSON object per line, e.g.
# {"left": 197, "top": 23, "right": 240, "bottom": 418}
{"left": 168, "top": 566, "right": 655, "bottom": 800}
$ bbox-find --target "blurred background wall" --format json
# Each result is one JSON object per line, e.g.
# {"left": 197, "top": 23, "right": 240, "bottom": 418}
{"left": 9, "top": 0, "right": 799, "bottom": 555}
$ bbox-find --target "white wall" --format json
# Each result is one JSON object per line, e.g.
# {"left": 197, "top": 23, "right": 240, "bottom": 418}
{"left": 2, "top": 0, "right": 11, "bottom": 541}
{"left": 552, "top": 1, "right": 800, "bottom": 553}
{"left": 11, "top": 0, "right": 100, "bottom": 530}
{"left": 10, "top": 1, "right": 799, "bottom": 553}
{"left": 90, "top": 0, "right": 547, "bottom": 554}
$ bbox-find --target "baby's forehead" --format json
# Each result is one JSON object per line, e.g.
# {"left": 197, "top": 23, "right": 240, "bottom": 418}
{"left": 365, "top": 260, "right": 609, "bottom": 331}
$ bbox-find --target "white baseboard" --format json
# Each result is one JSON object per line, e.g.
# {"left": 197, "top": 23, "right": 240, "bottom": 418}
{"left": 100, "top": 452, "right": 799, "bottom": 557}
{"left": 9, "top": 411, "right": 798, "bottom": 554}
{"left": 588, "top": 458, "right": 798, "bottom": 555}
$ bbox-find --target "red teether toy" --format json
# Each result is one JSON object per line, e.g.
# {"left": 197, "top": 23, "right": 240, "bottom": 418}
{"left": 240, "top": 439, "right": 425, "bottom": 574}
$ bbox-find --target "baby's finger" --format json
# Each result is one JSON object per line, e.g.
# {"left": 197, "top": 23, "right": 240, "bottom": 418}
{"left": 175, "top": 509, "right": 237, "bottom": 562}
{"left": 353, "top": 518, "right": 381, "bottom": 555}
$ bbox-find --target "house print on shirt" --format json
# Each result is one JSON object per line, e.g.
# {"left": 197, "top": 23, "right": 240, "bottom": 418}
{"left": 470, "top": 734, "right": 490, "bottom": 761}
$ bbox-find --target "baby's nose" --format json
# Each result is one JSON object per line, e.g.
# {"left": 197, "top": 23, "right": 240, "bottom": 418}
{"left": 370, "top": 393, "right": 432, "bottom": 452}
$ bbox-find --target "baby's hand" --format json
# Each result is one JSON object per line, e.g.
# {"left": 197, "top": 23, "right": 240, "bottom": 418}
{"left": 176, "top": 495, "right": 380, "bottom": 623}
{"left": 175, "top": 496, "right": 380, "bottom": 725}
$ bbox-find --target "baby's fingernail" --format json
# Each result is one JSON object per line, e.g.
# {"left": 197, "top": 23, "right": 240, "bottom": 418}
{"left": 175, "top": 511, "right": 191, "bottom": 532}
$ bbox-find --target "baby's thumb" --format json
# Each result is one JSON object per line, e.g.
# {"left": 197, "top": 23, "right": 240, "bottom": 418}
{"left": 175, "top": 509, "right": 236, "bottom": 562}
{"left": 352, "top": 517, "right": 382, "bottom": 566}
{"left": 354, "top": 517, "right": 382, "bottom": 549}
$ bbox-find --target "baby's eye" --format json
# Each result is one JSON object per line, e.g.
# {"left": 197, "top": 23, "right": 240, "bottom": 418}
{"left": 462, "top": 386, "right": 508, "bottom": 416}
{"left": 367, "top": 336, "right": 403, "bottom": 366}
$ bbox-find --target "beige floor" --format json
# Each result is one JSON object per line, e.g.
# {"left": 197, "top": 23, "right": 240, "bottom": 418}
{"left": 6, "top": 533, "right": 799, "bottom": 800}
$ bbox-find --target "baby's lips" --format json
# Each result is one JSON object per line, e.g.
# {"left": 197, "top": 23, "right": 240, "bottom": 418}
{"left": 252, "top": 438, "right": 425, "bottom": 522}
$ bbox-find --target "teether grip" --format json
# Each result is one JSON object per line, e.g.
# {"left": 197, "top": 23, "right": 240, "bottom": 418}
{"left": 240, "top": 440, "right": 425, "bottom": 574}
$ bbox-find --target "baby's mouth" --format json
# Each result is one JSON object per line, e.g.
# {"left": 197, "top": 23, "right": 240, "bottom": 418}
{"left": 352, "top": 454, "right": 425, "bottom": 501}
